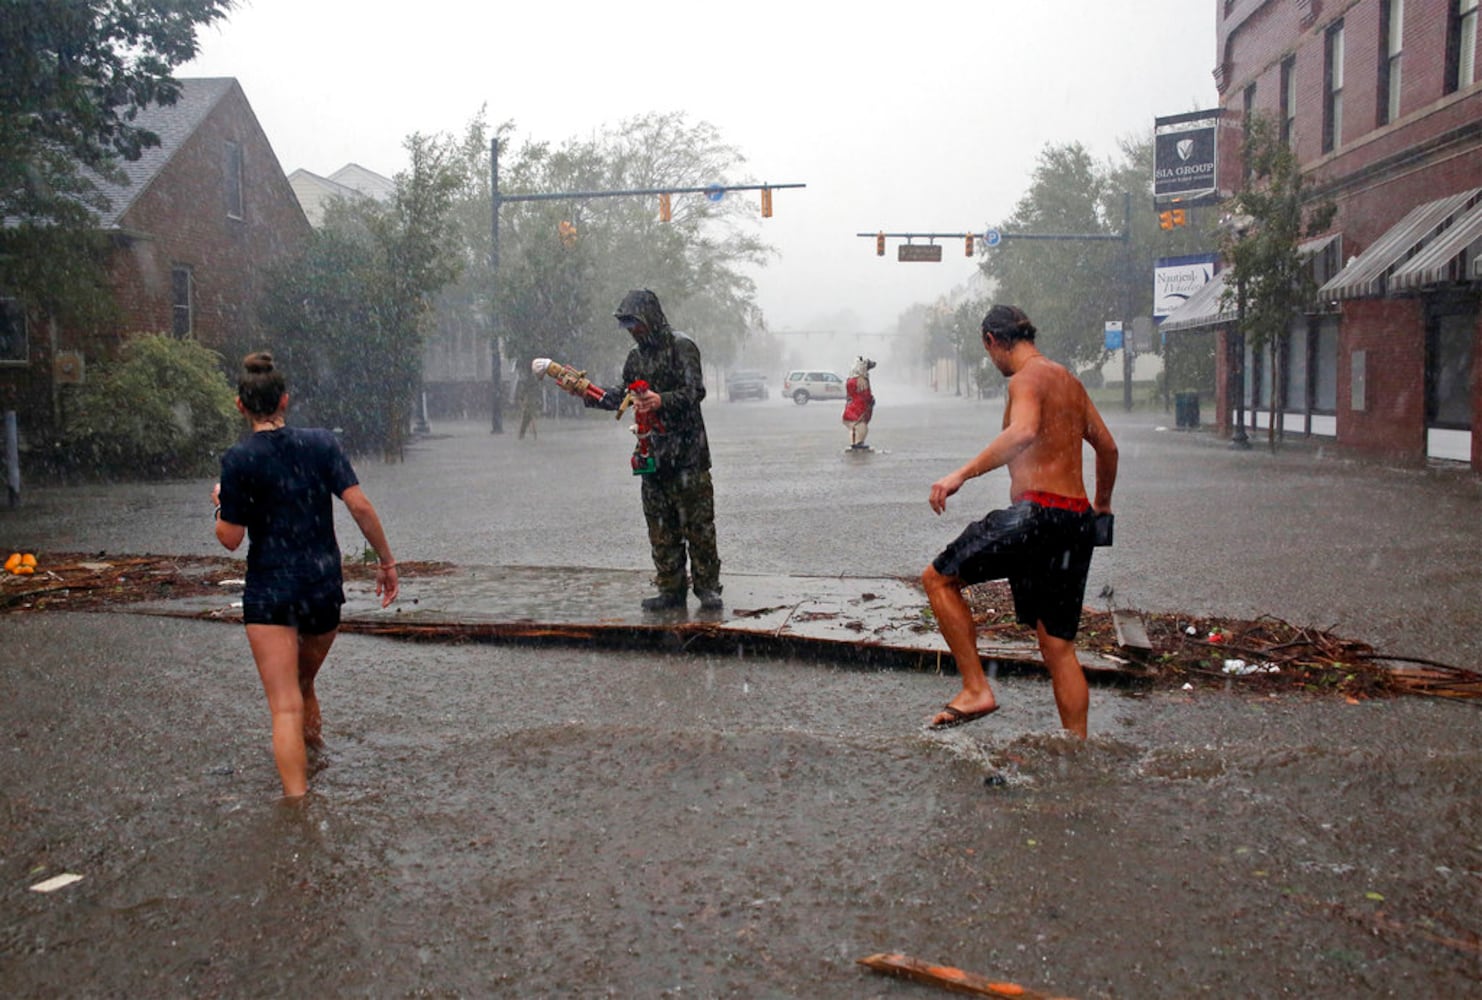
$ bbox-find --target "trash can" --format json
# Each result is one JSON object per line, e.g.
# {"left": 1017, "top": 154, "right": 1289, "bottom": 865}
{"left": 1175, "top": 391, "right": 1200, "bottom": 429}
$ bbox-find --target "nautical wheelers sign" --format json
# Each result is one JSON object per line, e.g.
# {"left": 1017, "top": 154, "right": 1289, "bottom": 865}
{"left": 1154, "top": 110, "right": 1220, "bottom": 203}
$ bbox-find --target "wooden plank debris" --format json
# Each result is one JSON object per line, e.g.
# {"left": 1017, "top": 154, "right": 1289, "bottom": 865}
{"left": 1111, "top": 609, "right": 1153, "bottom": 652}
{"left": 857, "top": 952, "right": 1071, "bottom": 999}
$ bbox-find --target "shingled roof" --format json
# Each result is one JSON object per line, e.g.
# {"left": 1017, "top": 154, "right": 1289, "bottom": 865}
{"left": 88, "top": 77, "right": 237, "bottom": 229}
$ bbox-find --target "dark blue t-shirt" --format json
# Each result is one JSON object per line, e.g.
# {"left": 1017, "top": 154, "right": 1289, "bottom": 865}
{"left": 218, "top": 427, "right": 359, "bottom": 605}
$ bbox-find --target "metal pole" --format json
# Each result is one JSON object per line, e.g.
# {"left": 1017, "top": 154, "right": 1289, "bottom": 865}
{"left": 489, "top": 137, "right": 503, "bottom": 433}
{"left": 1231, "top": 274, "right": 1251, "bottom": 448}
{"left": 1121, "top": 192, "right": 1134, "bottom": 412}
{"left": 5, "top": 411, "right": 18, "bottom": 508}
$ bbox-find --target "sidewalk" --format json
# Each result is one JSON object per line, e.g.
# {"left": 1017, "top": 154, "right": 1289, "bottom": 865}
{"left": 125, "top": 564, "right": 1139, "bottom": 678}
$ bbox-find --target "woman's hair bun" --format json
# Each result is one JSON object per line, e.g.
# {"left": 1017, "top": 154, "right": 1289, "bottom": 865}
{"left": 243, "top": 351, "right": 275, "bottom": 375}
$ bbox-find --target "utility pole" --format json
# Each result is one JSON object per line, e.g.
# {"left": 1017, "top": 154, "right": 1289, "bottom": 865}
{"left": 488, "top": 137, "right": 804, "bottom": 432}
{"left": 489, "top": 138, "right": 502, "bottom": 433}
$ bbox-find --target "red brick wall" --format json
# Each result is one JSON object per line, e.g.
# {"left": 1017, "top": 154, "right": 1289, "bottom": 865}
{"left": 106, "top": 82, "right": 310, "bottom": 356}
{"left": 1218, "top": 0, "right": 1482, "bottom": 469}
{"left": 1338, "top": 297, "right": 1426, "bottom": 457}
{"left": 1221, "top": 0, "right": 1482, "bottom": 251}
{"left": 2, "top": 81, "right": 310, "bottom": 455}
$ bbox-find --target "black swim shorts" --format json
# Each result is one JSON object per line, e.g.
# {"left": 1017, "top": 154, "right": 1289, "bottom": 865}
{"left": 242, "top": 593, "right": 343, "bottom": 635}
{"left": 931, "top": 500, "right": 1096, "bottom": 641}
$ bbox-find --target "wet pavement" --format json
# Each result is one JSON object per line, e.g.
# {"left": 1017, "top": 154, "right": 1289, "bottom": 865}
{"left": 2, "top": 391, "right": 1480, "bottom": 997}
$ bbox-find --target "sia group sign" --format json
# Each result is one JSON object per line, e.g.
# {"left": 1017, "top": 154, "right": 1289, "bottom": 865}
{"left": 1154, "top": 109, "right": 1220, "bottom": 203}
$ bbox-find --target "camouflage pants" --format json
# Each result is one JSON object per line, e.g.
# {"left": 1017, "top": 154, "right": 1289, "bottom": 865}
{"left": 640, "top": 468, "right": 721, "bottom": 596}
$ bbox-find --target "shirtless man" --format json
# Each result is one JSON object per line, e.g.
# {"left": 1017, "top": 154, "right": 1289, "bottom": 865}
{"left": 922, "top": 305, "right": 1118, "bottom": 738}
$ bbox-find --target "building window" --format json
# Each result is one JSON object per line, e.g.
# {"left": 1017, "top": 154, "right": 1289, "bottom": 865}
{"left": 0, "top": 297, "right": 26, "bottom": 363}
{"left": 1280, "top": 57, "right": 1297, "bottom": 145}
{"left": 1323, "top": 20, "right": 1345, "bottom": 153}
{"left": 1285, "top": 318, "right": 1310, "bottom": 411}
{"left": 1313, "top": 317, "right": 1339, "bottom": 412}
{"left": 1448, "top": 0, "right": 1479, "bottom": 93}
{"left": 1378, "top": 0, "right": 1404, "bottom": 125}
{"left": 225, "top": 141, "right": 243, "bottom": 219}
{"left": 171, "top": 266, "right": 193, "bottom": 337}
{"left": 1428, "top": 310, "right": 1475, "bottom": 428}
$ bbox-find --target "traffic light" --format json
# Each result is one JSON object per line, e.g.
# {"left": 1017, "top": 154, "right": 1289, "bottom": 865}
{"left": 659, "top": 193, "right": 672, "bottom": 223}
{"left": 1159, "top": 207, "right": 1188, "bottom": 230}
{"left": 557, "top": 220, "right": 577, "bottom": 247}
{"left": 965, "top": 233, "right": 975, "bottom": 256}
{"left": 1171, "top": 208, "right": 1187, "bottom": 227}
{"left": 1159, "top": 210, "right": 1174, "bottom": 230}
{"left": 876, "top": 231, "right": 886, "bottom": 256}
{"left": 760, "top": 186, "right": 773, "bottom": 218}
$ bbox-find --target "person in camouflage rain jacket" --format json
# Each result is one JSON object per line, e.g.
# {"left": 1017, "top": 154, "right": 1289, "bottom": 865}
{"left": 587, "top": 289, "right": 723, "bottom": 612}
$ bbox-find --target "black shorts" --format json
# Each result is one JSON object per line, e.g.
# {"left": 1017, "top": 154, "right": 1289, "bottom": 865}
{"left": 932, "top": 501, "right": 1095, "bottom": 641}
{"left": 242, "top": 594, "right": 343, "bottom": 635}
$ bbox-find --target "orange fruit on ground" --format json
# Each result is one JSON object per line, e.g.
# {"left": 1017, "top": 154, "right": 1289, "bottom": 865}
{"left": 3, "top": 553, "right": 19, "bottom": 573}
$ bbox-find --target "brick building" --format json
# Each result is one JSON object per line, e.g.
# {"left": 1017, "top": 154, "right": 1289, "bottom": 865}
{"left": 1167, "top": 0, "right": 1482, "bottom": 468}
{"left": 0, "top": 78, "right": 310, "bottom": 449}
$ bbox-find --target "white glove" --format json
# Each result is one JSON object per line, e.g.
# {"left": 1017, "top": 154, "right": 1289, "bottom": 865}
{"left": 531, "top": 358, "right": 552, "bottom": 376}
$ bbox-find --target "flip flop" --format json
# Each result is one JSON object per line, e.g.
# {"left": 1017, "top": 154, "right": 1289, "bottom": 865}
{"left": 928, "top": 703, "right": 999, "bottom": 730}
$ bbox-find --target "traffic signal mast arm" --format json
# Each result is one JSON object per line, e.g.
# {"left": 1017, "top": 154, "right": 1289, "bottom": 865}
{"left": 859, "top": 229, "right": 1127, "bottom": 243}
{"left": 859, "top": 196, "right": 1134, "bottom": 252}
{"left": 501, "top": 181, "right": 806, "bottom": 205}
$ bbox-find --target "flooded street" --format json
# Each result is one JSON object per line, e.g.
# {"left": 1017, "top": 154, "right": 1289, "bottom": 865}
{"left": 2, "top": 393, "right": 1480, "bottom": 996}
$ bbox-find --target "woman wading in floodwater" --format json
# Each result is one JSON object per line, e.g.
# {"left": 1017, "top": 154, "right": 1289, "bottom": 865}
{"left": 212, "top": 352, "right": 399, "bottom": 798}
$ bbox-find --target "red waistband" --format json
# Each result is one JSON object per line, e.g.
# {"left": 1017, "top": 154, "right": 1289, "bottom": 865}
{"left": 1016, "top": 490, "right": 1091, "bottom": 513}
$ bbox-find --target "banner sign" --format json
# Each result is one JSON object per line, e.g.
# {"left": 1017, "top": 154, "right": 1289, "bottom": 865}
{"left": 1154, "top": 110, "right": 1220, "bottom": 202}
{"left": 1154, "top": 253, "right": 1218, "bottom": 319}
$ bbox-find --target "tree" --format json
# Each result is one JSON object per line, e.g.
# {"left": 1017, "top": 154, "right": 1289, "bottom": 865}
{"left": 919, "top": 296, "right": 991, "bottom": 396}
{"left": 977, "top": 135, "right": 1209, "bottom": 390}
{"left": 1218, "top": 112, "right": 1336, "bottom": 449}
{"left": 61, "top": 333, "right": 237, "bottom": 478}
{"left": 0, "top": 1, "right": 234, "bottom": 310}
{"left": 489, "top": 113, "right": 773, "bottom": 397}
{"left": 259, "top": 131, "right": 465, "bottom": 455}
{"left": 979, "top": 143, "right": 1117, "bottom": 371}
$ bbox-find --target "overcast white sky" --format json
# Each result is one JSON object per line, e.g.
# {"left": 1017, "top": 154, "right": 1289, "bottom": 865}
{"left": 183, "top": 1, "right": 1218, "bottom": 334}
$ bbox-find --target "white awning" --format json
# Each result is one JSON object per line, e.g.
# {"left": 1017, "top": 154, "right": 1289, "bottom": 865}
{"left": 1319, "top": 188, "right": 1482, "bottom": 300}
{"left": 1389, "top": 199, "right": 1482, "bottom": 292}
{"left": 1158, "top": 269, "right": 1232, "bottom": 333}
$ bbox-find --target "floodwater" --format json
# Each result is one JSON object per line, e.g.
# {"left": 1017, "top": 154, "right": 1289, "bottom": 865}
{"left": 2, "top": 391, "right": 1480, "bottom": 997}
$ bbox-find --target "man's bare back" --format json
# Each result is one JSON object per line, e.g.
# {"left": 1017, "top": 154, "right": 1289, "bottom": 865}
{"left": 928, "top": 342, "right": 1116, "bottom": 516}
{"left": 1001, "top": 356, "right": 1114, "bottom": 508}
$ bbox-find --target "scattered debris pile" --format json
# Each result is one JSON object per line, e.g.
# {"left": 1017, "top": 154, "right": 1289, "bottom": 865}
{"left": 964, "top": 580, "right": 1482, "bottom": 702}
{"left": 2, "top": 554, "right": 1476, "bottom": 702}
{"left": 0, "top": 552, "right": 452, "bottom": 613}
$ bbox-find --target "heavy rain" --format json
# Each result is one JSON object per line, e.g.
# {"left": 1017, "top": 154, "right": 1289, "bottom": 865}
{"left": 3, "top": 2, "right": 1481, "bottom": 999}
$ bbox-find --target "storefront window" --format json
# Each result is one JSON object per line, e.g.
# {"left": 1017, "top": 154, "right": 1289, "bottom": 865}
{"left": 1313, "top": 317, "right": 1339, "bottom": 412}
{"left": 1428, "top": 310, "right": 1475, "bottom": 428}
{"left": 1286, "top": 318, "right": 1310, "bottom": 410}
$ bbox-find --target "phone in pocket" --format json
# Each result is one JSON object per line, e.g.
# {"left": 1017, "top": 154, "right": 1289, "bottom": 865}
{"left": 1092, "top": 512, "right": 1114, "bottom": 547}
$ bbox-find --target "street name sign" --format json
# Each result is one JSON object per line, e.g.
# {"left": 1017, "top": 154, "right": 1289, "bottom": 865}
{"left": 898, "top": 244, "right": 943, "bottom": 262}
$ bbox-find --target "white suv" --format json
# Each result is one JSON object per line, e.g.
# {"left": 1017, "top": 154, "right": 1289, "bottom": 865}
{"left": 783, "top": 370, "right": 845, "bottom": 405}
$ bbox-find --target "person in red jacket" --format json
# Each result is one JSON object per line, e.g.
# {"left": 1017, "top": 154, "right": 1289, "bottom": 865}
{"left": 843, "top": 356, "right": 876, "bottom": 450}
